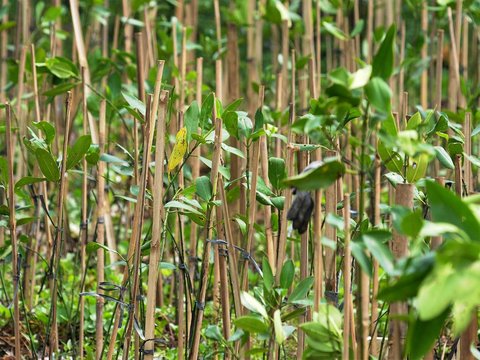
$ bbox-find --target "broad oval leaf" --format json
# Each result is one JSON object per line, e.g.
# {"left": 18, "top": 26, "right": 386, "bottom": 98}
{"left": 66, "top": 135, "right": 92, "bottom": 170}
{"left": 283, "top": 157, "right": 345, "bottom": 191}
{"left": 240, "top": 291, "right": 268, "bottom": 319}
{"left": 35, "top": 148, "right": 60, "bottom": 181}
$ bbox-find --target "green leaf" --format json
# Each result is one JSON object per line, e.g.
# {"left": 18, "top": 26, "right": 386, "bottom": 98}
{"left": 365, "top": 77, "right": 392, "bottom": 113}
{"left": 66, "top": 135, "right": 92, "bottom": 170}
{"left": 205, "top": 325, "right": 225, "bottom": 342}
{"left": 33, "top": 121, "right": 55, "bottom": 145}
{"left": 46, "top": 56, "right": 79, "bottom": 79}
{"left": 234, "top": 316, "right": 269, "bottom": 334}
{"left": 164, "top": 200, "right": 204, "bottom": 216}
{"left": 199, "top": 93, "right": 214, "bottom": 130}
{"left": 43, "top": 82, "right": 80, "bottom": 97}
{"left": 262, "top": 257, "right": 274, "bottom": 291}
{"left": 15, "top": 176, "right": 46, "bottom": 190}
{"left": 223, "top": 111, "right": 239, "bottom": 139}
{"left": 273, "top": 310, "right": 285, "bottom": 344}
{"left": 86, "top": 241, "right": 125, "bottom": 262}
{"left": 35, "top": 148, "right": 60, "bottom": 181}
{"left": 100, "top": 153, "right": 128, "bottom": 165}
{"left": 283, "top": 158, "right": 345, "bottom": 191}
{"left": 426, "top": 181, "right": 480, "bottom": 241}
{"left": 322, "top": 20, "right": 348, "bottom": 40}
{"left": 280, "top": 260, "right": 295, "bottom": 289}
{"left": 349, "top": 65, "right": 372, "bottom": 89}
{"left": 195, "top": 176, "right": 212, "bottom": 201}
{"left": 184, "top": 101, "right": 199, "bottom": 142}
{"left": 240, "top": 291, "right": 268, "bottom": 319}
{"left": 288, "top": 276, "right": 314, "bottom": 303}
{"left": 406, "top": 309, "right": 449, "bottom": 360}
{"left": 268, "top": 157, "right": 287, "bottom": 190}
{"left": 361, "top": 230, "right": 394, "bottom": 275}
{"left": 434, "top": 146, "right": 454, "bottom": 169}
{"left": 122, "top": 92, "right": 145, "bottom": 117}
{"left": 372, "top": 24, "right": 396, "bottom": 80}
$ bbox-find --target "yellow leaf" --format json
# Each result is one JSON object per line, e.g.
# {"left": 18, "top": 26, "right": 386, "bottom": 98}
{"left": 168, "top": 127, "right": 188, "bottom": 174}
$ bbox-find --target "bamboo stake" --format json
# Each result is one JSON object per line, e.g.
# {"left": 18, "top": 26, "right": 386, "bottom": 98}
{"left": 189, "top": 57, "right": 203, "bottom": 280}
{"left": 388, "top": 183, "right": 414, "bottom": 360}
{"left": 435, "top": 30, "right": 444, "bottom": 110}
{"left": 122, "top": 95, "right": 155, "bottom": 359}
{"left": 218, "top": 175, "right": 242, "bottom": 318}
{"left": 69, "top": 0, "right": 99, "bottom": 143}
{"left": 281, "top": 20, "right": 289, "bottom": 108}
{"left": 465, "top": 113, "right": 472, "bottom": 193}
{"left": 176, "top": 111, "right": 186, "bottom": 360}
{"left": 79, "top": 67, "right": 88, "bottom": 360}
{"left": 241, "top": 86, "right": 264, "bottom": 290}
{"left": 49, "top": 92, "right": 73, "bottom": 355}
{"left": 398, "top": 22, "right": 406, "bottom": 113}
{"left": 343, "top": 194, "right": 352, "bottom": 360}
{"left": 135, "top": 32, "right": 146, "bottom": 184}
{"left": 430, "top": 177, "right": 445, "bottom": 250}
{"left": 324, "top": 150, "right": 337, "bottom": 294}
{"left": 455, "top": 149, "right": 478, "bottom": 358}
{"left": 214, "top": 0, "right": 222, "bottom": 50}
{"left": 315, "top": 3, "right": 321, "bottom": 92}
{"left": 215, "top": 186, "right": 231, "bottom": 359}
{"left": 6, "top": 103, "right": 21, "bottom": 360}
{"left": 367, "top": 0, "right": 373, "bottom": 62}
{"left": 189, "top": 94, "right": 222, "bottom": 360}
{"left": 447, "top": 7, "right": 463, "bottom": 110}
{"left": 179, "top": 27, "right": 187, "bottom": 110}
{"left": 420, "top": 2, "right": 428, "bottom": 109}
{"left": 276, "top": 103, "right": 295, "bottom": 278}
{"left": 460, "top": 17, "right": 468, "bottom": 109}
{"left": 144, "top": 91, "right": 168, "bottom": 360}
{"left": 260, "top": 121, "right": 275, "bottom": 272}
{"left": 0, "top": 0, "right": 8, "bottom": 247}
{"left": 370, "top": 145, "right": 381, "bottom": 357}
{"left": 95, "top": 100, "right": 106, "bottom": 360}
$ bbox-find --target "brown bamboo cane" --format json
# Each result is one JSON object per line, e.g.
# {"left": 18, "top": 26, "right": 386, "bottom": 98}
{"left": 79, "top": 66, "right": 88, "bottom": 360}
{"left": 324, "top": 150, "right": 337, "bottom": 294}
{"left": 275, "top": 103, "right": 295, "bottom": 279}
{"left": 366, "top": 0, "right": 373, "bottom": 63}
{"left": 0, "top": 0, "right": 8, "bottom": 247}
{"left": 241, "top": 86, "right": 264, "bottom": 291}
{"left": 309, "top": 56, "right": 323, "bottom": 312}
{"left": 464, "top": 113, "right": 472, "bottom": 193}
{"left": 179, "top": 27, "right": 187, "bottom": 111}
{"left": 281, "top": 19, "right": 289, "bottom": 108}
{"left": 398, "top": 22, "right": 406, "bottom": 114}
{"left": 6, "top": 103, "right": 21, "bottom": 360}
{"left": 212, "top": 60, "right": 224, "bottom": 331}
{"left": 457, "top": 149, "right": 478, "bottom": 358}
{"left": 276, "top": 49, "right": 296, "bottom": 278}
{"left": 274, "top": 71, "right": 283, "bottom": 160}
{"left": 420, "top": 2, "right": 428, "bottom": 109}
{"left": 69, "top": 0, "right": 99, "bottom": 143}
{"left": 433, "top": 29, "right": 444, "bottom": 178}
{"left": 454, "top": 0, "right": 463, "bottom": 107}
{"left": 430, "top": 177, "right": 445, "bottom": 250}
{"left": 343, "top": 194, "right": 352, "bottom": 360}
{"left": 388, "top": 183, "right": 414, "bottom": 360}
{"left": 370, "top": 145, "right": 381, "bottom": 357}
{"left": 134, "top": 32, "right": 146, "bottom": 184}
{"left": 447, "top": 7, "right": 464, "bottom": 111}
{"left": 460, "top": 16, "right": 468, "bottom": 110}
{"left": 188, "top": 57, "right": 203, "bottom": 280}
{"left": 315, "top": 3, "right": 321, "bottom": 93}
{"left": 49, "top": 91, "right": 73, "bottom": 355}
{"left": 23, "top": 43, "right": 42, "bottom": 309}
{"left": 95, "top": 100, "right": 106, "bottom": 360}
{"left": 144, "top": 90, "right": 168, "bottom": 360}
{"left": 105, "top": 93, "right": 154, "bottom": 359}
{"left": 176, "top": 111, "right": 187, "bottom": 360}
{"left": 214, "top": 181, "right": 231, "bottom": 359}
{"left": 189, "top": 94, "right": 222, "bottom": 360}
{"left": 121, "top": 95, "right": 156, "bottom": 359}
